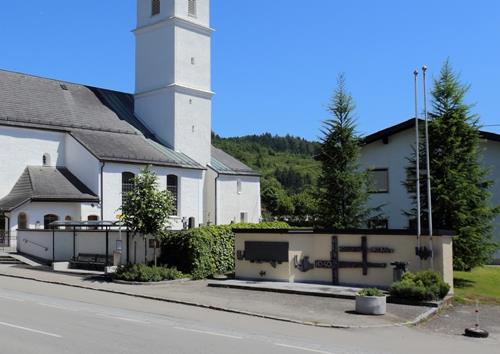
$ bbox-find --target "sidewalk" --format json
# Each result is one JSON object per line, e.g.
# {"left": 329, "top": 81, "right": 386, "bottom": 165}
{"left": 0, "top": 264, "right": 436, "bottom": 328}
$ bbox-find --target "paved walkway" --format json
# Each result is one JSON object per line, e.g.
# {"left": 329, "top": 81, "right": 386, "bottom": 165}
{"left": 0, "top": 264, "right": 434, "bottom": 328}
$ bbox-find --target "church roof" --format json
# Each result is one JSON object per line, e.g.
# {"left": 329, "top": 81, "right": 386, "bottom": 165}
{"left": 0, "top": 166, "right": 99, "bottom": 212}
{"left": 210, "top": 146, "right": 260, "bottom": 176}
{"left": 0, "top": 70, "right": 203, "bottom": 169}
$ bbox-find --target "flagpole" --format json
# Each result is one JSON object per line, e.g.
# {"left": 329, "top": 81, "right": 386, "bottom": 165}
{"left": 422, "top": 65, "right": 434, "bottom": 270}
{"left": 414, "top": 70, "right": 422, "bottom": 255}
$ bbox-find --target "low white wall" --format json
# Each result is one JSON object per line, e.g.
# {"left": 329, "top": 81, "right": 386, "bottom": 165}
{"left": 18, "top": 230, "right": 160, "bottom": 265}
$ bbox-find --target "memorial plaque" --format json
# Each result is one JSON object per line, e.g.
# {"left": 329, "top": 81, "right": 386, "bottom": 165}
{"left": 244, "top": 241, "right": 289, "bottom": 263}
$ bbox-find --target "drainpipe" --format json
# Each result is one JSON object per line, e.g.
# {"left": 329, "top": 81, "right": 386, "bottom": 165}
{"left": 5, "top": 214, "right": 10, "bottom": 247}
{"left": 100, "top": 162, "right": 106, "bottom": 221}
{"left": 214, "top": 171, "right": 220, "bottom": 225}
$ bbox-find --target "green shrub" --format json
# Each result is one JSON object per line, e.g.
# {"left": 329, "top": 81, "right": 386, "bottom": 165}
{"left": 160, "top": 222, "right": 290, "bottom": 279}
{"left": 114, "top": 264, "right": 183, "bottom": 282}
{"left": 358, "top": 288, "right": 385, "bottom": 297}
{"left": 389, "top": 271, "right": 450, "bottom": 301}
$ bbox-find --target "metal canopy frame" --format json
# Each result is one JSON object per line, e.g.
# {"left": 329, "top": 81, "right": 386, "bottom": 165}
{"left": 48, "top": 220, "right": 130, "bottom": 267}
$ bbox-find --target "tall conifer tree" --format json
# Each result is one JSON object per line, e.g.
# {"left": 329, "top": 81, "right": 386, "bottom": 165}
{"left": 316, "top": 74, "right": 371, "bottom": 228}
{"left": 405, "top": 61, "right": 499, "bottom": 270}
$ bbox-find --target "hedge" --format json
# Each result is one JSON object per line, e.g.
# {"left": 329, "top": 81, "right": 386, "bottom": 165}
{"left": 389, "top": 271, "right": 450, "bottom": 301}
{"left": 160, "top": 221, "right": 289, "bottom": 279}
{"left": 114, "top": 264, "right": 183, "bottom": 282}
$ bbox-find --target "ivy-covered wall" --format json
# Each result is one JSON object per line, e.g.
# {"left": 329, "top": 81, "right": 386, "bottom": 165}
{"left": 160, "top": 222, "right": 289, "bottom": 279}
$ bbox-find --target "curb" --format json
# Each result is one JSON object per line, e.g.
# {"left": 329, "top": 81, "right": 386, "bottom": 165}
{"left": 208, "top": 282, "right": 444, "bottom": 308}
{"left": 0, "top": 272, "right": 442, "bottom": 329}
{"left": 112, "top": 278, "right": 191, "bottom": 286}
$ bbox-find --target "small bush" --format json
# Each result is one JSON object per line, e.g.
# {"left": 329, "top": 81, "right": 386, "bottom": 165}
{"left": 389, "top": 271, "right": 450, "bottom": 301}
{"left": 358, "top": 288, "right": 384, "bottom": 297}
{"left": 160, "top": 222, "right": 290, "bottom": 279}
{"left": 114, "top": 264, "right": 183, "bottom": 282}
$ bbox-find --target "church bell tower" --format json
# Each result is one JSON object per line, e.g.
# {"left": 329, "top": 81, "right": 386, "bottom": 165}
{"left": 134, "top": 0, "right": 213, "bottom": 167}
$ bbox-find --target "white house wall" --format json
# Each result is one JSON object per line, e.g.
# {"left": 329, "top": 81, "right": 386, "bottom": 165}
{"left": 360, "top": 128, "right": 415, "bottom": 228}
{"left": 217, "top": 175, "right": 261, "bottom": 224}
{"left": 101, "top": 162, "right": 204, "bottom": 227}
{"left": 482, "top": 140, "right": 500, "bottom": 262}
{"left": 0, "top": 125, "right": 65, "bottom": 198}
{"left": 361, "top": 127, "right": 500, "bottom": 263}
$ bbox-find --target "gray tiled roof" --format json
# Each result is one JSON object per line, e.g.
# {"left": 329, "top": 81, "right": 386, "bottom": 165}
{"left": 0, "top": 167, "right": 99, "bottom": 212}
{"left": 210, "top": 146, "right": 260, "bottom": 176}
{"left": 0, "top": 70, "right": 202, "bottom": 169}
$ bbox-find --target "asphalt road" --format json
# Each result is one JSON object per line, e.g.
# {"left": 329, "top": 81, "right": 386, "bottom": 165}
{"left": 0, "top": 276, "right": 497, "bottom": 354}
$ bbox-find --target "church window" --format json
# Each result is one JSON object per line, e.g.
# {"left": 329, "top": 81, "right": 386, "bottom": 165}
{"left": 188, "top": 0, "right": 197, "bottom": 17}
{"left": 122, "top": 172, "right": 135, "bottom": 204}
{"left": 122, "top": 172, "right": 135, "bottom": 194}
{"left": 152, "top": 0, "right": 161, "bottom": 16}
{"left": 167, "top": 175, "right": 179, "bottom": 215}
{"left": 44, "top": 214, "right": 59, "bottom": 229}
{"left": 42, "top": 153, "right": 51, "bottom": 166}
{"left": 18, "top": 213, "right": 28, "bottom": 229}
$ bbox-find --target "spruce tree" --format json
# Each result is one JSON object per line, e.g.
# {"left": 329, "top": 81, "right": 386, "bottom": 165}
{"left": 405, "top": 61, "right": 499, "bottom": 270}
{"left": 316, "top": 74, "right": 371, "bottom": 229}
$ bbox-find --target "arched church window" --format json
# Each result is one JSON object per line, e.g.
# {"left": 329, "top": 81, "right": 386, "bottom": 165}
{"left": 122, "top": 172, "right": 135, "bottom": 204}
{"left": 42, "top": 153, "right": 51, "bottom": 166}
{"left": 167, "top": 175, "right": 179, "bottom": 215}
{"left": 18, "top": 213, "right": 28, "bottom": 229}
{"left": 188, "top": 0, "right": 197, "bottom": 17}
{"left": 122, "top": 172, "right": 135, "bottom": 194}
{"left": 152, "top": 0, "right": 161, "bottom": 16}
{"left": 44, "top": 214, "right": 59, "bottom": 229}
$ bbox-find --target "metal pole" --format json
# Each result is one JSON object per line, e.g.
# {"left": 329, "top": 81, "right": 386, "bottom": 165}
{"left": 422, "top": 65, "right": 434, "bottom": 269}
{"left": 105, "top": 229, "right": 109, "bottom": 268}
{"left": 73, "top": 226, "right": 76, "bottom": 259}
{"left": 414, "top": 70, "right": 422, "bottom": 252}
{"left": 52, "top": 228, "right": 55, "bottom": 264}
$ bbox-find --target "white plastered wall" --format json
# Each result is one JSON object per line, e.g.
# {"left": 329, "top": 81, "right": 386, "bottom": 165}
{"left": 217, "top": 175, "right": 261, "bottom": 225}
{"left": 0, "top": 126, "right": 65, "bottom": 199}
{"left": 101, "top": 162, "right": 204, "bottom": 228}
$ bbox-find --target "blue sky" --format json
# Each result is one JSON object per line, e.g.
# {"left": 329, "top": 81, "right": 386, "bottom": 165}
{"left": 1, "top": 1, "right": 499, "bottom": 140}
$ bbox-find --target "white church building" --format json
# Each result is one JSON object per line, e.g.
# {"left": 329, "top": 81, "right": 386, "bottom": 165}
{"left": 360, "top": 118, "right": 500, "bottom": 263}
{"left": 0, "top": 0, "right": 261, "bottom": 249}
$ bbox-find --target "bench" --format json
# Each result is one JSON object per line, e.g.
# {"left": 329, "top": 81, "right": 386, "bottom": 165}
{"left": 69, "top": 253, "right": 113, "bottom": 271}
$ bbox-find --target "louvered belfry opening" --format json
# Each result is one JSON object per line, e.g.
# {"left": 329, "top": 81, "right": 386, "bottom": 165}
{"left": 152, "top": 0, "right": 161, "bottom": 16}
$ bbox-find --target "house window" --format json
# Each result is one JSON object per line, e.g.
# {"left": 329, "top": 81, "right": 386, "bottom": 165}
{"left": 368, "top": 168, "right": 389, "bottom": 193}
{"left": 167, "top": 175, "right": 179, "bottom": 215}
{"left": 368, "top": 219, "right": 389, "bottom": 230}
{"left": 18, "top": 213, "right": 28, "bottom": 229}
{"left": 237, "top": 179, "right": 242, "bottom": 194}
{"left": 188, "top": 0, "right": 197, "bottom": 17}
{"left": 240, "top": 212, "right": 248, "bottom": 223}
{"left": 42, "top": 153, "right": 51, "bottom": 166}
{"left": 44, "top": 214, "right": 59, "bottom": 229}
{"left": 151, "top": 0, "right": 160, "bottom": 16}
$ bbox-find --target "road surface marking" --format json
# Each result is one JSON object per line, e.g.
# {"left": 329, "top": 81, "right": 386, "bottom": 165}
{"left": 275, "top": 343, "right": 335, "bottom": 354}
{"left": 0, "top": 321, "right": 62, "bottom": 338}
{"left": 174, "top": 326, "right": 243, "bottom": 339}
{"left": 37, "top": 303, "right": 78, "bottom": 312}
{"left": 0, "top": 294, "right": 25, "bottom": 302}
{"left": 96, "top": 314, "right": 150, "bottom": 324}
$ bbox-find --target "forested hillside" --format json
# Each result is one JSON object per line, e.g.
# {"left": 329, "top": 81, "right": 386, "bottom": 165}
{"left": 212, "top": 133, "right": 321, "bottom": 220}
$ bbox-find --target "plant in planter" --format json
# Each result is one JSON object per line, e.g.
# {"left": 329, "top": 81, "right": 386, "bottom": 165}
{"left": 355, "top": 288, "right": 386, "bottom": 315}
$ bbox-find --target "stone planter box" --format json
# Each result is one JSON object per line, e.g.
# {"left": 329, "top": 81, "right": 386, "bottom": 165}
{"left": 355, "top": 295, "right": 387, "bottom": 315}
